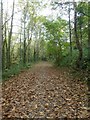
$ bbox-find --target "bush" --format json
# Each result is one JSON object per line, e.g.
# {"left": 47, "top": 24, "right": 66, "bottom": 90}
{"left": 2, "top": 63, "right": 32, "bottom": 81}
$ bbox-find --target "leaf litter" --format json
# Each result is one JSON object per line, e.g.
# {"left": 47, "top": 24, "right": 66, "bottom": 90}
{"left": 2, "top": 62, "right": 90, "bottom": 119}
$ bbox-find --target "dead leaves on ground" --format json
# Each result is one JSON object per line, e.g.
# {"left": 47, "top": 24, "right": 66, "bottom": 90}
{"left": 2, "top": 62, "right": 89, "bottom": 118}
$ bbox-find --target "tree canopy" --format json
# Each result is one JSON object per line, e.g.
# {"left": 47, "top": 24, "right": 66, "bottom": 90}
{"left": 1, "top": 0, "right": 90, "bottom": 79}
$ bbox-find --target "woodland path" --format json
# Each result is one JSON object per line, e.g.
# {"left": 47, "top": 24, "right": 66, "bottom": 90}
{"left": 2, "top": 62, "right": 89, "bottom": 118}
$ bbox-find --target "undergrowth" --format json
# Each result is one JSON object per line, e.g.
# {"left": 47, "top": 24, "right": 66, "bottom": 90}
{"left": 2, "top": 62, "right": 32, "bottom": 81}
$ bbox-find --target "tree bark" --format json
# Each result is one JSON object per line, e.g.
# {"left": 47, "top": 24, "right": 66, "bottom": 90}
{"left": 1, "top": 0, "right": 4, "bottom": 71}
{"left": 88, "top": 2, "right": 90, "bottom": 61}
{"left": 0, "top": 0, "right": 3, "bottom": 79}
{"left": 34, "top": 42, "right": 36, "bottom": 62}
{"left": 68, "top": 3, "right": 72, "bottom": 56}
{"left": 73, "top": 2, "right": 83, "bottom": 68}
{"left": 27, "top": 29, "right": 32, "bottom": 63}
{"left": 20, "top": 31, "right": 22, "bottom": 63}
{"left": 79, "top": 22, "right": 83, "bottom": 48}
{"left": 7, "top": 0, "right": 15, "bottom": 68}
{"left": 87, "top": 1, "right": 90, "bottom": 112}
{"left": 23, "top": 7, "right": 26, "bottom": 64}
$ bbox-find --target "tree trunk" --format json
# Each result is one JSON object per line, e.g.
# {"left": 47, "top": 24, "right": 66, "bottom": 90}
{"left": 20, "top": 32, "right": 22, "bottom": 63}
{"left": 73, "top": 2, "right": 83, "bottom": 68}
{"left": 2, "top": 12, "right": 8, "bottom": 70}
{"left": 79, "top": 23, "right": 83, "bottom": 48}
{"left": 27, "top": 30, "right": 32, "bottom": 63}
{"left": 1, "top": 0, "right": 4, "bottom": 71}
{"left": 7, "top": 0, "right": 15, "bottom": 68}
{"left": 19, "top": 19, "right": 22, "bottom": 63}
{"left": 87, "top": 1, "right": 90, "bottom": 111}
{"left": 34, "top": 42, "right": 36, "bottom": 62}
{"left": 68, "top": 3, "right": 72, "bottom": 56}
{"left": 23, "top": 7, "right": 26, "bottom": 64}
{"left": 88, "top": 2, "right": 90, "bottom": 61}
{"left": 0, "top": 0, "right": 3, "bottom": 78}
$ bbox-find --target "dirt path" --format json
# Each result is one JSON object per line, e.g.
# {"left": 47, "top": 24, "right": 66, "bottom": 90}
{"left": 2, "top": 62, "right": 89, "bottom": 118}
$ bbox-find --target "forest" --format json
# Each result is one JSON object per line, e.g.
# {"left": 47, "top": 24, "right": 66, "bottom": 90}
{"left": 0, "top": 0, "right": 90, "bottom": 119}
{"left": 1, "top": 0, "right": 90, "bottom": 78}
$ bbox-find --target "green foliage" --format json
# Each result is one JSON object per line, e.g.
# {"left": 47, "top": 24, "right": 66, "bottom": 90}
{"left": 2, "top": 63, "right": 32, "bottom": 81}
{"left": 77, "top": 2, "right": 88, "bottom": 16}
{"left": 2, "top": 1, "right": 90, "bottom": 82}
{"left": 54, "top": 49, "right": 78, "bottom": 67}
{"left": 43, "top": 18, "right": 68, "bottom": 65}
{"left": 43, "top": 18, "right": 67, "bottom": 40}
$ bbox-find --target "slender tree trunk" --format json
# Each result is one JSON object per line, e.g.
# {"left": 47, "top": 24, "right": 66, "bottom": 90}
{"left": 0, "top": 2, "right": 3, "bottom": 118}
{"left": 7, "top": 0, "right": 15, "bottom": 68}
{"left": 36, "top": 39, "right": 39, "bottom": 61}
{"left": 68, "top": 3, "right": 72, "bottom": 56}
{"left": 1, "top": 0, "right": 4, "bottom": 71}
{"left": 19, "top": 19, "right": 22, "bottom": 63}
{"left": 87, "top": 1, "right": 90, "bottom": 111}
{"left": 2, "top": 12, "right": 8, "bottom": 70}
{"left": 79, "top": 23, "right": 83, "bottom": 47}
{"left": 73, "top": 2, "right": 83, "bottom": 68}
{"left": 88, "top": 2, "right": 90, "bottom": 61}
{"left": 34, "top": 41, "right": 36, "bottom": 62}
{"left": 0, "top": 0, "right": 3, "bottom": 79}
{"left": 27, "top": 28, "right": 29, "bottom": 62}
{"left": 23, "top": 7, "right": 26, "bottom": 64}
{"left": 27, "top": 29, "right": 32, "bottom": 63}
{"left": 34, "top": 30, "right": 38, "bottom": 61}
{"left": 20, "top": 32, "right": 22, "bottom": 63}
{"left": 28, "top": 38, "right": 31, "bottom": 63}
{"left": 1, "top": 0, "right": 3, "bottom": 42}
{"left": 2, "top": 42, "right": 5, "bottom": 71}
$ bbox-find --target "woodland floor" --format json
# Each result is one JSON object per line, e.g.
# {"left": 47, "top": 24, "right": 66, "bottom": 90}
{"left": 2, "top": 62, "right": 90, "bottom": 119}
